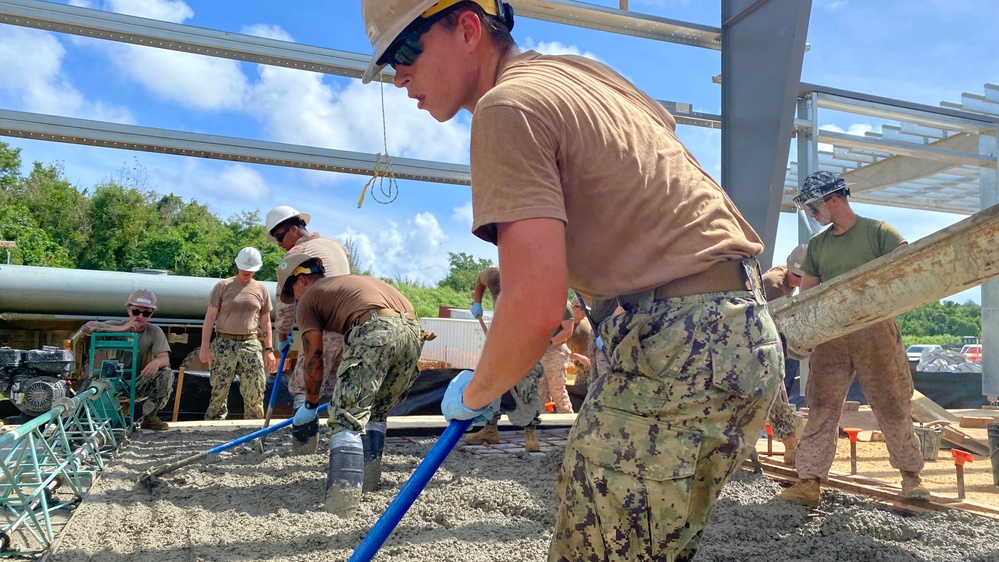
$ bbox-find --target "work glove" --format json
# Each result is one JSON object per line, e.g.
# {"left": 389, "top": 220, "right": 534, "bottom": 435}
{"left": 470, "top": 302, "right": 484, "bottom": 319}
{"left": 277, "top": 334, "right": 293, "bottom": 354}
{"left": 441, "top": 370, "right": 493, "bottom": 424}
{"left": 292, "top": 404, "right": 318, "bottom": 426}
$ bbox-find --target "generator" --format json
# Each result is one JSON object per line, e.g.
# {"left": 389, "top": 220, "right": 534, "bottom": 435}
{"left": 0, "top": 345, "right": 74, "bottom": 416}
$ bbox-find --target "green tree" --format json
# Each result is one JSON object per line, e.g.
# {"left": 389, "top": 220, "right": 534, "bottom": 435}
{"left": 0, "top": 142, "right": 21, "bottom": 194}
{"left": 437, "top": 252, "right": 494, "bottom": 295}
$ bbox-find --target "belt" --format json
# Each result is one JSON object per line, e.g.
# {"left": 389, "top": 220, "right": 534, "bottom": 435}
{"left": 653, "top": 260, "right": 748, "bottom": 299}
{"left": 216, "top": 332, "right": 256, "bottom": 341}
{"left": 347, "top": 308, "right": 417, "bottom": 329}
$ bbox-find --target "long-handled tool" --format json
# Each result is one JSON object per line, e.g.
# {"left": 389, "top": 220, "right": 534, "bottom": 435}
{"left": 348, "top": 418, "right": 472, "bottom": 562}
{"left": 262, "top": 338, "right": 291, "bottom": 433}
{"left": 137, "top": 403, "right": 329, "bottom": 491}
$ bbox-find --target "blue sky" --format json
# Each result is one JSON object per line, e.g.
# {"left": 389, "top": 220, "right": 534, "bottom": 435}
{"left": 1, "top": 0, "right": 996, "bottom": 303}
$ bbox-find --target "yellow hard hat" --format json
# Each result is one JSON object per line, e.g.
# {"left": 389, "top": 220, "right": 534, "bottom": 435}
{"left": 360, "top": 0, "right": 511, "bottom": 84}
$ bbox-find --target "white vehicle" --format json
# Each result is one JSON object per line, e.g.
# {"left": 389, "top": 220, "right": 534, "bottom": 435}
{"left": 905, "top": 344, "right": 943, "bottom": 363}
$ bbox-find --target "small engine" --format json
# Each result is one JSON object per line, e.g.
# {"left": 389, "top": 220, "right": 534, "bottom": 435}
{"left": 0, "top": 345, "right": 74, "bottom": 416}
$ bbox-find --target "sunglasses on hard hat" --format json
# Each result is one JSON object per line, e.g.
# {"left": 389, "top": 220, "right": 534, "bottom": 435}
{"left": 129, "top": 308, "right": 153, "bottom": 318}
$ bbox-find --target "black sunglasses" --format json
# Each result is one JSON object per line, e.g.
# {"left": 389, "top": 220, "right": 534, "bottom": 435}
{"left": 272, "top": 226, "right": 292, "bottom": 243}
{"left": 380, "top": 11, "right": 449, "bottom": 69}
{"left": 129, "top": 308, "right": 153, "bottom": 317}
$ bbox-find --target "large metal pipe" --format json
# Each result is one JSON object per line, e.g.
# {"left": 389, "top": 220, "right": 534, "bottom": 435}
{"left": 0, "top": 264, "right": 277, "bottom": 320}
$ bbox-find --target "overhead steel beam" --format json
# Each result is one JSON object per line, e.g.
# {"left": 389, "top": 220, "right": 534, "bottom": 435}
{"left": 0, "top": 0, "right": 721, "bottom": 129}
{"left": 0, "top": 109, "right": 472, "bottom": 186}
{"left": 507, "top": 0, "right": 721, "bottom": 49}
{"left": 721, "top": 0, "right": 812, "bottom": 268}
{"left": 817, "top": 130, "right": 994, "bottom": 168}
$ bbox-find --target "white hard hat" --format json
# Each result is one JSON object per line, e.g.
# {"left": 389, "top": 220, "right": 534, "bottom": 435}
{"left": 235, "top": 247, "right": 263, "bottom": 272}
{"left": 264, "top": 206, "right": 311, "bottom": 242}
{"left": 360, "top": 0, "right": 511, "bottom": 84}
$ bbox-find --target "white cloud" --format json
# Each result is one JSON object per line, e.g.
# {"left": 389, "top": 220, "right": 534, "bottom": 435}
{"left": 104, "top": 0, "right": 193, "bottom": 22}
{"left": 241, "top": 24, "right": 294, "bottom": 42}
{"left": 0, "top": 27, "right": 133, "bottom": 123}
{"left": 336, "top": 213, "right": 450, "bottom": 284}
{"left": 522, "top": 39, "right": 605, "bottom": 62}
{"left": 247, "top": 69, "right": 469, "bottom": 166}
{"left": 817, "top": 123, "right": 875, "bottom": 153}
{"left": 451, "top": 201, "right": 473, "bottom": 227}
{"left": 218, "top": 164, "right": 270, "bottom": 200}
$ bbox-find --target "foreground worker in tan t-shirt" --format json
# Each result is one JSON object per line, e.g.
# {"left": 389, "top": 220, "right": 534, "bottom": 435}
{"left": 360, "top": 2, "right": 782, "bottom": 560}
{"left": 277, "top": 252, "right": 423, "bottom": 517}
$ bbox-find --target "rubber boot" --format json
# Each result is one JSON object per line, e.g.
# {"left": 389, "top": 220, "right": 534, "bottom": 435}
{"left": 361, "top": 421, "right": 386, "bottom": 493}
{"left": 523, "top": 425, "right": 540, "bottom": 452}
{"left": 325, "top": 431, "right": 364, "bottom": 517}
{"left": 900, "top": 471, "right": 931, "bottom": 501}
{"left": 291, "top": 420, "right": 319, "bottom": 456}
{"left": 776, "top": 477, "right": 820, "bottom": 508}
{"left": 141, "top": 413, "right": 169, "bottom": 430}
{"left": 463, "top": 421, "right": 500, "bottom": 445}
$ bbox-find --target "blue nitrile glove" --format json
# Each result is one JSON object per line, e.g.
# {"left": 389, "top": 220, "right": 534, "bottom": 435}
{"left": 292, "top": 405, "right": 318, "bottom": 426}
{"left": 470, "top": 302, "right": 484, "bottom": 319}
{"left": 595, "top": 336, "right": 605, "bottom": 351}
{"left": 441, "top": 370, "right": 493, "bottom": 424}
{"left": 277, "top": 333, "right": 293, "bottom": 354}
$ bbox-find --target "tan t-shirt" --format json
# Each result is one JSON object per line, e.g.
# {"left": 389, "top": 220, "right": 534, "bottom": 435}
{"left": 105, "top": 320, "right": 170, "bottom": 367}
{"left": 209, "top": 277, "right": 272, "bottom": 335}
{"left": 567, "top": 317, "right": 592, "bottom": 355}
{"left": 296, "top": 275, "right": 415, "bottom": 336}
{"left": 470, "top": 51, "right": 763, "bottom": 298}
{"left": 761, "top": 265, "right": 795, "bottom": 302}
{"left": 275, "top": 232, "right": 351, "bottom": 336}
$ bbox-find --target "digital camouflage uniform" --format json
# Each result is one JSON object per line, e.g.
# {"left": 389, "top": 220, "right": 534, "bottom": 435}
{"left": 483, "top": 363, "right": 543, "bottom": 428}
{"left": 551, "top": 287, "right": 781, "bottom": 562}
{"left": 327, "top": 316, "right": 423, "bottom": 435}
{"left": 99, "top": 321, "right": 174, "bottom": 416}
{"left": 205, "top": 338, "right": 267, "bottom": 420}
{"left": 540, "top": 344, "right": 574, "bottom": 413}
{"left": 136, "top": 367, "right": 176, "bottom": 416}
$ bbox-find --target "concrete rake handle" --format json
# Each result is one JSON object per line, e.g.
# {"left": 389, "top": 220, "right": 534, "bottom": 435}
{"left": 263, "top": 340, "right": 291, "bottom": 430}
{"left": 143, "top": 403, "right": 329, "bottom": 480}
{"left": 348, "top": 418, "right": 473, "bottom": 562}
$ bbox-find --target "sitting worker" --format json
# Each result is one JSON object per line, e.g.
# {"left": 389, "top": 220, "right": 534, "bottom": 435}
{"left": 81, "top": 288, "right": 173, "bottom": 430}
{"left": 199, "top": 247, "right": 277, "bottom": 420}
{"left": 277, "top": 252, "right": 423, "bottom": 517}
{"left": 760, "top": 244, "right": 808, "bottom": 465}
{"left": 467, "top": 267, "right": 543, "bottom": 452}
{"left": 265, "top": 205, "right": 351, "bottom": 454}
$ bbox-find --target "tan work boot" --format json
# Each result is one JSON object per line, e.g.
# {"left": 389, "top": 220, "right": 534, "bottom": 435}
{"left": 900, "top": 471, "right": 931, "bottom": 500}
{"left": 523, "top": 425, "right": 540, "bottom": 452}
{"left": 141, "top": 413, "right": 169, "bottom": 430}
{"left": 463, "top": 422, "right": 500, "bottom": 445}
{"left": 776, "top": 478, "right": 820, "bottom": 507}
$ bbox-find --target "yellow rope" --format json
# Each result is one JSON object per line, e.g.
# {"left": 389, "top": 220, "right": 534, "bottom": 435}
{"left": 358, "top": 75, "right": 400, "bottom": 208}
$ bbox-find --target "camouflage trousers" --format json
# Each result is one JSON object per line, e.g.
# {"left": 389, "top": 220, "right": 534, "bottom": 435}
{"left": 326, "top": 317, "right": 423, "bottom": 436}
{"left": 134, "top": 367, "right": 175, "bottom": 416}
{"left": 768, "top": 398, "right": 799, "bottom": 440}
{"left": 205, "top": 337, "right": 266, "bottom": 420}
{"left": 287, "top": 331, "right": 343, "bottom": 402}
{"left": 795, "top": 319, "right": 923, "bottom": 479}
{"left": 550, "top": 290, "right": 781, "bottom": 562}
{"left": 484, "top": 363, "right": 543, "bottom": 428}
{"left": 540, "top": 343, "right": 574, "bottom": 414}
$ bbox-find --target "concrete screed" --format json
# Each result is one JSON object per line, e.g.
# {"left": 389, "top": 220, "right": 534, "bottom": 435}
{"left": 49, "top": 427, "right": 999, "bottom": 562}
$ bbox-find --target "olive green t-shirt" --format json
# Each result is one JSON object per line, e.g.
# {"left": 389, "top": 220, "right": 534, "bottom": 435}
{"left": 103, "top": 320, "right": 170, "bottom": 368}
{"left": 209, "top": 277, "right": 272, "bottom": 335}
{"left": 801, "top": 217, "right": 905, "bottom": 282}
{"left": 296, "top": 275, "right": 415, "bottom": 336}
{"left": 469, "top": 51, "right": 763, "bottom": 298}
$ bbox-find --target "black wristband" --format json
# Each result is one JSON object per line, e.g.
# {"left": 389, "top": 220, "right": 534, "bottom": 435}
{"left": 305, "top": 400, "right": 319, "bottom": 410}
{"left": 264, "top": 346, "right": 273, "bottom": 351}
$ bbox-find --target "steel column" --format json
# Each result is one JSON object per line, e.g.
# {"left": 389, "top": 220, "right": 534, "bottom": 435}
{"left": 980, "top": 130, "right": 999, "bottom": 400}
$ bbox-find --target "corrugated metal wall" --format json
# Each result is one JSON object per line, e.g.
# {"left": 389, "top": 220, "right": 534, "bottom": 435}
{"left": 419, "top": 318, "right": 488, "bottom": 370}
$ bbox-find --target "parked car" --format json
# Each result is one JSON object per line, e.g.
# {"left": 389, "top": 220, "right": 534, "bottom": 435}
{"left": 960, "top": 344, "right": 982, "bottom": 361}
{"left": 906, "top": 344, "right": 943, "bottom": 362}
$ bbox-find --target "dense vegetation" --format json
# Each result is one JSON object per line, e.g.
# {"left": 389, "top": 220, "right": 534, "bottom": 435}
{"left": 0, "top": 142, "right": 490, "bottom": 318}
{"left": 0, "top": 142, "right": 981, "bottom": 327}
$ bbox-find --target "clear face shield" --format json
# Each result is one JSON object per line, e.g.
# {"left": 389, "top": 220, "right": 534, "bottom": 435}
{"left": 795, "top": 194, "right": 832, "bottom": 235}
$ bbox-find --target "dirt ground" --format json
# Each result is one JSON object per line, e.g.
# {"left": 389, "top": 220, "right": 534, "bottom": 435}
{"left": 47, "top": 427, "right": 999, "bottom": 562}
